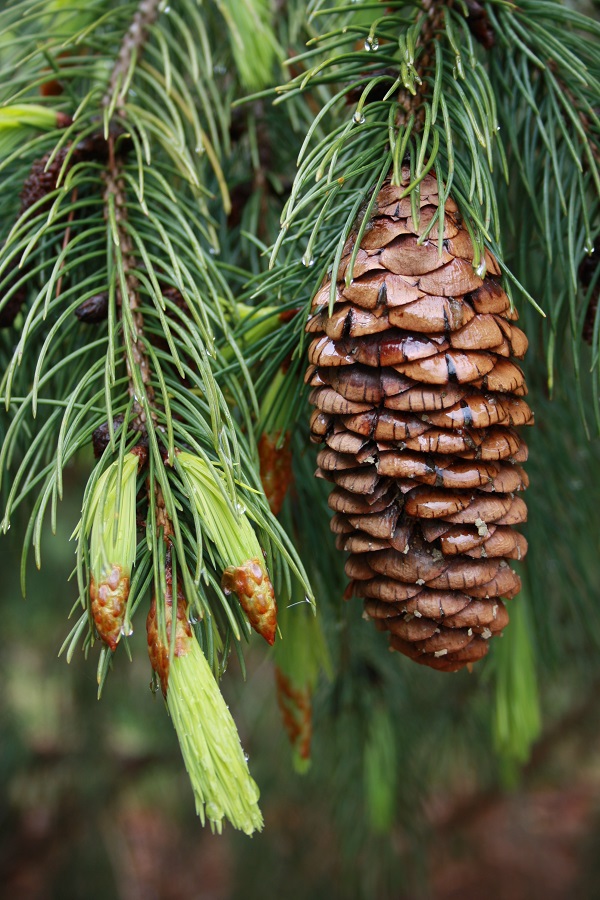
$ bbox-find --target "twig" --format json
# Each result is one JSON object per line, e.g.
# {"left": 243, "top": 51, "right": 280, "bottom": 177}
{"left": 397, "top": 0, "right": 446, "bottom": 128}
{"left": 102, "top": 0, "right": 162, "bottom": 112}
{"left": 103, "top": 142, "right": 155, "bottom": 427}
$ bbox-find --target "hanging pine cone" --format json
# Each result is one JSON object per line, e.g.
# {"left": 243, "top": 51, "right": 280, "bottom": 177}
{"left": 305, "top": 170, "right": 532, "bottom": 672}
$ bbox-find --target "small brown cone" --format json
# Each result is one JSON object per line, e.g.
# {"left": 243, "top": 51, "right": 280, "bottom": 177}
{"left": 306, "top": 169, "right": 532, "bottom": 672}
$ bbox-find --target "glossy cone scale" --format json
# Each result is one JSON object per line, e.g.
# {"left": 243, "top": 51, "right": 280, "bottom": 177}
{"left": 306, "top": 171, "right": 532, "bottom": 672}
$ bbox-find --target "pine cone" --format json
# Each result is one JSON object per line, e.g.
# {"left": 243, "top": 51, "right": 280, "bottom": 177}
{"left": 305, "top": 170, "right": 532, "bottom": 672}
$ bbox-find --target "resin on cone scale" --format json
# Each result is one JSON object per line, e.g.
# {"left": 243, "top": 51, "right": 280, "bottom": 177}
{"left": 305, "top": 169, "right": 532, "bottom": 672}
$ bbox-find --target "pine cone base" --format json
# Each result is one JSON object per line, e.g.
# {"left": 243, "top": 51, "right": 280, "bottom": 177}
{"left": 306, "top": 170, "right": 532, "bottom": 672}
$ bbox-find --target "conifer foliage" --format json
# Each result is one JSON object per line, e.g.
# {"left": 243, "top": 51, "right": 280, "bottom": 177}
{"left": 0, "top": 0, "right": 599, "bottom": 843}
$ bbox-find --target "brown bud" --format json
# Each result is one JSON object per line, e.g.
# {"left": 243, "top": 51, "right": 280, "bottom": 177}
{"left": 222, "top": 559, "right": 277, "bottom": 645}
{"left": 90, "top": 565, "right": 130, "bottom": 652}
{"left": 258, "top": 432, "right": 293, "bottom": 516}
{"left": 275, "top": 668, "right": 312, "bottom": 762}
{"left": 146, "top": 563, "right": 192, "bottom": 696}
{"left": 40, "top": 79, "right": 64, "bottom": 97}
{"left": 92, "top": 415, "right": 125, "bottom": 458}
{"left": 75, "top": 292, "right": 109, "bottom": 324}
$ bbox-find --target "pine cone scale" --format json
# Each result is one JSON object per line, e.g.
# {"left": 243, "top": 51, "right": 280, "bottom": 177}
{"left": 306, "top": 171, "right": 532, "bottom": 671}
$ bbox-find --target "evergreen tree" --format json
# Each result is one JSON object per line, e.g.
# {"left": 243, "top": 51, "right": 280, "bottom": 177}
{"left": 0, "top": 0, "right": 599, "bottom": 892}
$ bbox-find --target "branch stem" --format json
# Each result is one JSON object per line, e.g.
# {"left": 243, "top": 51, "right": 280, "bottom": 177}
{"left": 397, "top": 0, "right": 446, "bottom": 128}
{"left": 103, "top": 140, "right": 155, "bottom": 428}
{"left": 102, "top": 0, "right": 162, "bottom": 112}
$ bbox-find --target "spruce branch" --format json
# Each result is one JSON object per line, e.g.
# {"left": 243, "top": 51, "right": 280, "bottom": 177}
{"left": 102, "top": 0, "right": 162, "bottom": 114}
{"left": 102, "top": 147, "right": 156, "bottom": 427}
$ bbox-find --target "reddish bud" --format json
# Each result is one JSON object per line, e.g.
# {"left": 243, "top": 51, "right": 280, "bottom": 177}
{"left": 258, "top": 431, "right": 293, "bottom": 516}
{"left": 275, "top": 668, "right": 312, "bottom": 762}
{"left": 222, "top": 559, "right": 277, "bottom": 645}
{"left": 40, "top": 80, "right": 64, "bottom": 98}
{"left": 146, "top": 566, "right": 192, "bottom": 696}
{"left": 90, "top": 565, "right": 130, "bottom": 652}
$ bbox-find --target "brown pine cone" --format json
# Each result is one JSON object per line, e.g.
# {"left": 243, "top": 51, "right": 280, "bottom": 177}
{"left": 305, "top": 169, "right": 532, "bottom": 672}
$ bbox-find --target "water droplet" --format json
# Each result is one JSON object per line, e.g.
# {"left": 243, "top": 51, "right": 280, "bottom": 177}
{"left": 149, "top": 679, "right": 160, "bottom": 694}
{"left": 585, "top": 245, "right": 595, "bottom": 254}
{"left": 475, "top": 260, "right": 487, "bottom": 278}
{"left": 120, "top": 623, "right": 134, "bottom": 637}
{"left": 353, "top": 111, "right": 366, "bottom": 125}
{"left": 213, "top": 64, "right": 227, "bottom": 75}
{"left": 209, "top": 247, "right": 218, "bottom": 256}
{"left": 235, "top": 502, "right": 246, "bottom": 515}
{"left": 364, "top": 36, "right": 379, "bottom": 52}
{"left": 302, "top": 253, "right": 315, "bottom": 267}
{"left": 244, "top": 752, "right": 250, "bottom": 762}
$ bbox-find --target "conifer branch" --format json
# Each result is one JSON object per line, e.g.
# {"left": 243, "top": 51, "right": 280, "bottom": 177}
{"left": 396, "top": 0, "right": 445, "bottom": 127}
{"left": 103, "top": 0, "right": 163, "bottom": 112}
{"left": 103, "top": 146, "right": 155, "bottom": 428}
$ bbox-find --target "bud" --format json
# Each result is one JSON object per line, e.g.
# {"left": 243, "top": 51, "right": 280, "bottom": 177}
{"left": 272, "top": 590, "right": 331, "bottom": 770}
{"left": 274, "top": 667, "right": 312, "bottom": 769}
{"left": 146, "top": 561, "right": 191, "bottom": 698}
{"left": 221, "top": 558, "right": 277, "bottom": 645}
{"left": 256, "top": 360, "right": 299, "bottom": 515}
{"left": 258, "top": 431, "right": 293, "bottom": 516}
{"left": 147, "top": 568, "right": 263, "bottom": 835}
{"left": 0, "top": 106, "right": 71, "bottom": 159}
{"left": 0, "top": 104, "right": 67, "bottom": 130}
{"left": 74, "top": 292, "right": 109, "bottom": 324}
{"left": 83, "top": 453, "right": 138, "bottom": 651}
{"left": 177, "top": 452, "right": 277, "bottom": 644}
